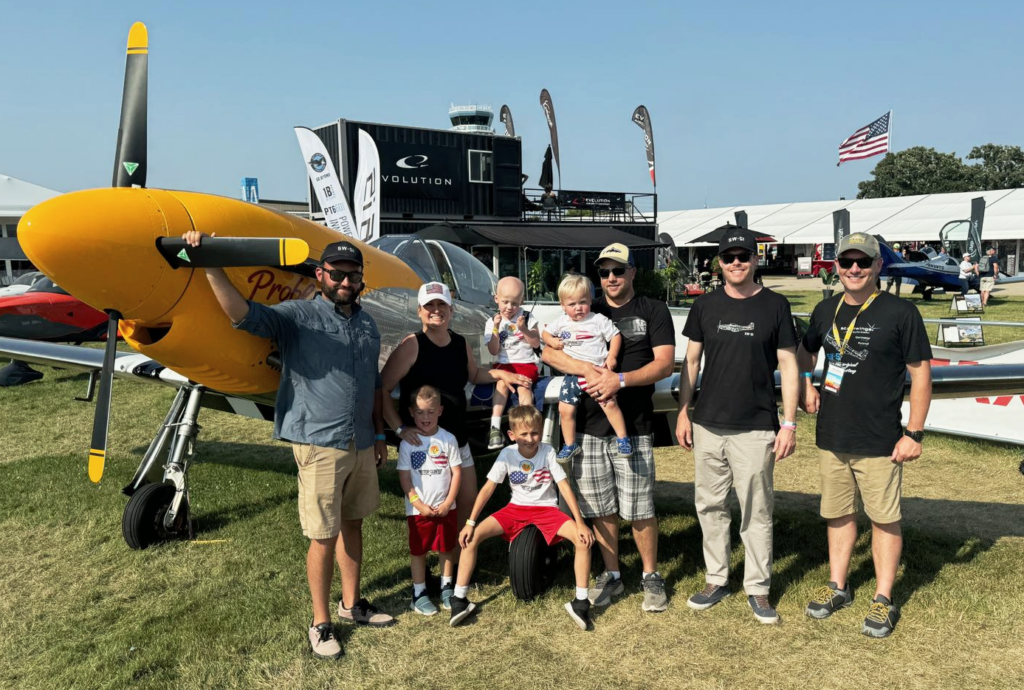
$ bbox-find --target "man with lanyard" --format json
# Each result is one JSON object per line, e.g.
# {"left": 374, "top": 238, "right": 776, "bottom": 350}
{"left": 798, "top": 232, "right": 932, "bottom": 638}
{"left": 541, "top": 243, "right": 676, "bottom": 613}
{"left": 675, "top": 227, "right": 799, "bottom": 624}
{"left": 184, "top": 233, "right": 393, "bottom": 660}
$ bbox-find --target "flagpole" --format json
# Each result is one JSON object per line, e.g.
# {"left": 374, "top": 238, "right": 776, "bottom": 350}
{"left": 888, "top": 109, "right": 893, "bottom": 154}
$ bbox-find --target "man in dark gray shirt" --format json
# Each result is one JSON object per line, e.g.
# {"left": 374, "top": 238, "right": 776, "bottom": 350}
{"left": 183, "top": 231, "right": 391, "bottom": 660}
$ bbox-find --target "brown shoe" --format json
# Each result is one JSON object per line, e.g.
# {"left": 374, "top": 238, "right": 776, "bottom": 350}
{"left": 308, "top": 622, "right": 343, "bottom": 659}
{"left": 338, "top": 598, "right": 396, "bottom": 627}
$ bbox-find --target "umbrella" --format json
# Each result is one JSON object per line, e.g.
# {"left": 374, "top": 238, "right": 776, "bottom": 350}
{"left": 539, "top": 145, "right": 554, "bottom": 189}
{"left": 693, "top": 223, "right": 776, "bottom": 245}
{"left": 413, "top": 224, "right": 491, "bottom": 247}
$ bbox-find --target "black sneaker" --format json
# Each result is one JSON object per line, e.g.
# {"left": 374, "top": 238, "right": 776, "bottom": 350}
{"left": 687, "top": 583, "right": 731, "bottom": 611}
{"left": 862, "top": 595, "right": 899, "bottom": 638}
{"left": 564, "top": 598, "right": 591, "bottom": 630}
{"left": 448, "top": 595, "right": 476, "bottom": 627}
{"left": 748, "top": 595, "right": 780, "bottom": 624}
{"left": 805, "top": 582, "right": 852, "bottom": 620}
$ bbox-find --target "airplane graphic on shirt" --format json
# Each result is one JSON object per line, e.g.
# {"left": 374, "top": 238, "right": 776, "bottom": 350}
{"left": 717, "top": 321, "right": 755, "bottom": 335}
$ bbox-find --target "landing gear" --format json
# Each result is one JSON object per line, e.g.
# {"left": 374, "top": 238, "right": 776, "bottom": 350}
{"left": 121, "top": 383, "right": 205, "bottom": 549}
{"left": 508, "top": 525, "right": 556, "bottom": 601}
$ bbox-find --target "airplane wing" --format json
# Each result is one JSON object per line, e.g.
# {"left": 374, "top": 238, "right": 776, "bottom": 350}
{"left": 0, "top": 337, "right": 274, "bottom": 420}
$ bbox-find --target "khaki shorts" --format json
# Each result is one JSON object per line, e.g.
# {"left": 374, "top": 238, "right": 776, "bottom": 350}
{"left": 819, "top": 450, "right": 902, "bottom": 524}
{"left": 980, "top": 277, "right": 995, "bottom": 293}
{"left": 292, "top": 442, "right": 380, "bottom": 540}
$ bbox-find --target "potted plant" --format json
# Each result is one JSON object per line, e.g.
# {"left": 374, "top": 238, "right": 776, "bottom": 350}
{"left": 819, "top": 267, "right": 840, "bottom": 298}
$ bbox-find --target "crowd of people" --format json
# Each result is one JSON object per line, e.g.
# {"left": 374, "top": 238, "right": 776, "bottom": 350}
{"left": 182, "top": 227, "right": 933, "bottom": 659}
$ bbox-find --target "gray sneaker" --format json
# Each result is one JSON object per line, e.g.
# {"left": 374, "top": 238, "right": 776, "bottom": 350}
{"left": 589, "top": 571, "right": 625, "bottom": 607}
{"left": 806, "top": 582, "right": 853, "bottom": 620}
{"left": 748, "top": 594, "right": 779, "bottom": 624}
{"left": 687, "top": 583, "right": 732, "bottom": 611}
{"left": 642, "top": 572, "right": 668, "bottom": 612}
{"left": 308, "top": 621, "right": 343, "bottom": 659}
{"left": 487, "top": 427, "right": 504, "bottom": 450}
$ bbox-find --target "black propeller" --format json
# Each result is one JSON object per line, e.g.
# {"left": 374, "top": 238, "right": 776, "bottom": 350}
{"left": 88, "top": 311, "right": 121, "bottom": 483}
{"left": 156, "top": 237, "right": 310, "bottom": 269}
{"left": 111, "top": 22, "right": 148, "bottom": 188}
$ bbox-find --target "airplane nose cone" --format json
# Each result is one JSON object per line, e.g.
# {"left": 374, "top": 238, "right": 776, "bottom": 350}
{"left": 18, "top": 188, "right": 193, "bottom": 321}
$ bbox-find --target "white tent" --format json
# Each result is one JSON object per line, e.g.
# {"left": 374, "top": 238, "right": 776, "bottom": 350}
{"left": 662, "top": 188, "right": 1024, "bottom": 245}
{"left": 0, "top": 174, "right": 60, "bottom": 219}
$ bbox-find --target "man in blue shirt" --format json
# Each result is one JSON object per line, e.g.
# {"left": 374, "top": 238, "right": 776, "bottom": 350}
{"left": 183, "top": 232, "right": 392, "bottom": 660}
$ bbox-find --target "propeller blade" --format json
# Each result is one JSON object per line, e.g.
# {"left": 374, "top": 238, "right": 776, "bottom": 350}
{"left": 88, "top": 311, "right": 121, "bottom": 483}
{"left": 111, "top": 22, "right": 148, "bottom": 188}
{"left": 156, "top": 237, "right": 311, "bottom": 268}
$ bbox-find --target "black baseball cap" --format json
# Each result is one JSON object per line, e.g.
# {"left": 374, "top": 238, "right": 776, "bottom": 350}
{"left": 320, "top": 240, "right": 363, "bottom": 267}
{"left": 718, "top": 226, "right": 758, "bottom": 254}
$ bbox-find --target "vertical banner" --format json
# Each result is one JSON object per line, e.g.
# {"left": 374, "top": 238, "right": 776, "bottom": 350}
{"left": 631, "top": 105, "right": 656, "bottom": 188}
{"left": 294, "top": 126, "right": 358, "bottom": 237}
{"left": 539, "top": 89, "right": 561, "bottom": 187}
{"left": 832, "top": 208, "right": 850, "bottom": 247}
{"left": 240, "top": 177, "right": 259, "bottom": 203}
{"left": 968, "top": 197, "right": 985, "bottom": 262}
{"left": 354, "top": 129, "right": 381, "bottom": 243}
{"left": 735, "top": 210, "right": 748, "bottom": 228}
{"left": 499, "top": 105, "right": 516, "bottom": 137}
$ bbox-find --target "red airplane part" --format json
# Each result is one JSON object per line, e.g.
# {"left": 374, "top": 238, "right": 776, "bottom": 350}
{"left": 0, "top": 279, "right": 111, "bottom": 343}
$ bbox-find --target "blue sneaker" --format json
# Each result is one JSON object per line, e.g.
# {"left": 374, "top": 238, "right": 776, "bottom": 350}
{"left": 556, "top": 443, "right": 581, "bottom": 466}
{"left": 615, "top": 437, "right": 633, "bottom": 458}
{"left": 410, "top": 592, "right": 438, "bottom": 616}
{"left": 687, "top": 583, "right": 731, "bottom": 611}
{"left": 440, "top": 584, "right": 455, "bottom": 611}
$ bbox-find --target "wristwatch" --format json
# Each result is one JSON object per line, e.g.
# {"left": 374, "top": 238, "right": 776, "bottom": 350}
{"left": 904, "top": 429, "right": 925, "bottom": 443}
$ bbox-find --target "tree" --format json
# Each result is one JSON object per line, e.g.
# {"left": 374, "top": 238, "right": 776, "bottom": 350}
{"left": 857, "top": 147, "right": 978, "bottom": 198}
{"left": 966, "top": 144, "right": 1024, "bottom": 190}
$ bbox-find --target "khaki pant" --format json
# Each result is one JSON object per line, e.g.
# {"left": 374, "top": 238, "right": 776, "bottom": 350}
{"left": 292, "top": 442, "right": 380, "bottom": 540}
{"left": 693, "top": 424, "right": 776, "bottom": 595}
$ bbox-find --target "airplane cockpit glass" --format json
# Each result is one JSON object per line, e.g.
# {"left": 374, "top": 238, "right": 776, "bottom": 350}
{"left": 426, "top": 242, "right": 459, "bottom": 298}
{"left": 26, "top": 277, "right": 69, "bottom": 295}
{"left": 370, "top": 235, "right": 442, "bottom": 284}
{"left": 438, "top": 240, "right": 497, "bottom": 305}
{"left": 940, "top": 220, "right": 970, "bottom": 259}
{"left": 11, "top": 271, "right": 43, "bottom": 287}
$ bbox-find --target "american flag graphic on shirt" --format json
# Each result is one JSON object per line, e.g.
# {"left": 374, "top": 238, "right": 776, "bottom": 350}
{"left": 410, "top": 451, "right": 426, "bottom": 470}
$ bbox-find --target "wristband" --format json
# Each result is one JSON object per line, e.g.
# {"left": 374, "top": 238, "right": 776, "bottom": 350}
{"left": 374, "top": 433, "right": 386, "bottom": 441}
{"left": 396, "top": 425, "right": 406, "bottom": 435}
{"left": 801, "top": 372, "right": 813, "bottom": 379}
{"left": 409, "top": 493, "right": 419, "bottom": 502}
{"left": 465, "top": 519, "right": 477, "bottom": 527}
{"left": 781, "top": 421, "right": 797, "bottom": 430}
{"left": 619, "top": 372, "right": 626, "bottom": 388}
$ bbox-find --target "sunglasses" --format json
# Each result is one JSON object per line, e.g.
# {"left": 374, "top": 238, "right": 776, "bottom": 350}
{"left": 598, "top": 267, "right": 629, "bottom": 278}
{"left": 719, "top": 252, "right": 752, "bottom": 264}
{"left": 836, "top": 256, "right": 874, "bottom": 270}
{"left": 324, "top": 269, "right": 364, "bottom": 283}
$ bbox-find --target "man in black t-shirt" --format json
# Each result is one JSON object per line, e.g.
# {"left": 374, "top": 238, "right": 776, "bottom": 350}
{"left": 979, "top": 247, "right": 999, "bottom": 307}
{"left": 675, "top": 228, "right": 799, "bottom": 625}
{"left": 541, "top": 242, "right": 675, "bottom": 614}
{"left": 798, "top": 232, "right": 932, "bottom": 639}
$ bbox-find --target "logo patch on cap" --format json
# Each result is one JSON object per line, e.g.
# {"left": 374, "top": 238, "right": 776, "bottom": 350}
{"left": 425, "top": 283, "right": 445, "bottom": 295}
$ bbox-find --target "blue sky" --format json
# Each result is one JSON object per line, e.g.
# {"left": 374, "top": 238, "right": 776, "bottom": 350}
{"left": 2, "top": 0, "right": 1021, "bottom": 211}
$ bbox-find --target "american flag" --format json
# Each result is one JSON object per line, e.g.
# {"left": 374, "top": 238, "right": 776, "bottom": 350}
{"left": 509, "top": 470, "right": 528, "bottom": 484}
{"left": 410, "top": 451, "right": 426, "bottom": 470}
{"left": 838, "top": 112, "right": 891, "bottom": 165}
{"left": 533, "top": 469, "right": 552, "bottom": 484}
{"left": 425, "top": 282, "right": 445, "bottom": 295}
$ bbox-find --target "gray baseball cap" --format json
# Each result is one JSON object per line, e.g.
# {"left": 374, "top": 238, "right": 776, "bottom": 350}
{"left": 836, "top": 233, "right": 880, "bottom": 259}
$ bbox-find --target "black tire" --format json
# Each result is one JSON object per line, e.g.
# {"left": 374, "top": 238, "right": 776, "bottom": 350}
{"left": 122, "top": 482, "right": 187, "bottom": 550}
{"left": 508, "top": 525, "right": 555, "bottom": 601}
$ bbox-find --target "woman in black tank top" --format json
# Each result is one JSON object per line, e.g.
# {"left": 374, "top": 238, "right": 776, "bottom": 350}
{"left": 381, "top": 282, "right": 535, "bottom": 541}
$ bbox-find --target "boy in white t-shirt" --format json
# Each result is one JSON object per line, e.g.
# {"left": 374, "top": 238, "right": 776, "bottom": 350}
{"left": 447, "top": 405, "right": 595, "bottom": 630}
{"left": 397, "top": 385, "right": 463, "bottom": 616}
{"left": 485, "top": 276, "right": 541, "bottom": 450}
{"left": 541, "top": 274, "right": 630, "bottom": 464}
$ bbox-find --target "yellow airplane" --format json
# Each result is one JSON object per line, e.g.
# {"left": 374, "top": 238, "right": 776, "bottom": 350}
{"left": 4, "top": 22, "right": 494, "bottom": 549}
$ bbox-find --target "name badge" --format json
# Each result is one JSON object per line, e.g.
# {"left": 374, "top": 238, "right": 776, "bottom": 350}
{"left": 823, "top": 364, "right": 846, "bottom": 395}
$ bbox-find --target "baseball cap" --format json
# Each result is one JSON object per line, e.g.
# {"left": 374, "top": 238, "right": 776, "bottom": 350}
{"left": 718, "top": 226, "right": 758, "bottom": 254}
{"left": 963, "top": 252, "right": 972, "bottom": 259}
{"left": 320, "top": 240, "right": 363, "bottom": 267}
{"left": 836, "top": 233, "right": 880, "bottom": 259}
{"left": 418, "top": 281, "right": 452, "bottom": 306}
{"left": 594, "top": 243, "right": 633, "bottom": 266}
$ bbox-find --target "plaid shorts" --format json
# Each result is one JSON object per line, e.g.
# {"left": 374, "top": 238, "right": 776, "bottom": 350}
{"left": 573, "top": 433, "right": 655, "bottom": 521}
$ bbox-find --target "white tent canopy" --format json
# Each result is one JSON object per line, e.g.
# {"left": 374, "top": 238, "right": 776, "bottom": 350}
{"left": 0, "top": 174, "right": 60, "bottom": 219}
{"left": 661, "top": 188, "right": 1024, "bottom": 246}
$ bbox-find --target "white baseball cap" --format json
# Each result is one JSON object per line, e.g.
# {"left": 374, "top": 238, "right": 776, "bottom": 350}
{"left": 418, "top": 281, "right": 452, "bottom": 306}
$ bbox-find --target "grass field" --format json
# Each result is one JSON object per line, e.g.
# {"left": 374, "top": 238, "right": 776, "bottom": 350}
{"left": 2, "top": 364, "right": 1024, "bottom": 690}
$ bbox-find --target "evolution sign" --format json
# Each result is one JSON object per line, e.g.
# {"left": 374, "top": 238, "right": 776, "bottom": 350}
{"left": 558, "top": 190, "right": 627, "bottom": 212}
{"left": 375, "top": 140, "right": 462, "bottom": 201}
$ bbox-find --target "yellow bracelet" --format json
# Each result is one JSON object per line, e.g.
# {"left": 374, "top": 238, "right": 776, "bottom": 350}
{"left": 409, "top": 493, "right": 419, "bottom": 502}
{"left": 465, "top": 519, "right": 477, "bottom": 527}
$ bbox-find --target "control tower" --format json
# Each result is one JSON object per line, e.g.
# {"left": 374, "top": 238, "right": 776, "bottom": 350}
{"left": 448, "top": 103, "right": 495, "bottom": 134}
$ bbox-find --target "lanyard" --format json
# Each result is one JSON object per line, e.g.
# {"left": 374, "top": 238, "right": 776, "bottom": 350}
{"left": 831, "top": 291, "right": 878, "bottom": 360}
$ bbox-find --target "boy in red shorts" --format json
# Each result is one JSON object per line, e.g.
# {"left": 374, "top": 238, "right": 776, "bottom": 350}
{"left": 397, "top": 385, "right": 463, "bottom": 615}
{"left": 448, "top": 405, "right": 595, "bottom": 629}
{"left": 485, "top": 276, "right": 541, "bottom": 450}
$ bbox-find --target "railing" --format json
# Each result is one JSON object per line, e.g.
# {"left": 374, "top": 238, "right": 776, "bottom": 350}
{"left": 520, "top": 187, "right": 657, "bottom": 224}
